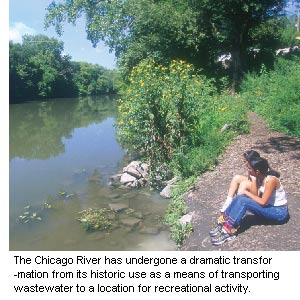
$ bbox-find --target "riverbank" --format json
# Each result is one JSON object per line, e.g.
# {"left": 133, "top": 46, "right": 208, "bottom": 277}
{"left": 181, "top": 112, "right": 300, "bottom": 251}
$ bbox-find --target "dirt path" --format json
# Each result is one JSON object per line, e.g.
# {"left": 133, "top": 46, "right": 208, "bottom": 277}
{"left": 181, "top": 112, "right": 300, "bottom": 251}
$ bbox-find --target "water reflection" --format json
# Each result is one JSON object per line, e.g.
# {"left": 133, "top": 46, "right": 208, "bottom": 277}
{"left": 10, "top": 95, "right": 118, "bottom": 160}
{"left": 9, "top": 96, "right": 176, "bottom": 251}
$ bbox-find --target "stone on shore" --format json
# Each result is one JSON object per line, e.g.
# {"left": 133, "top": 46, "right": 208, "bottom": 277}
{"left": 179, "top": 213, "right": 194, "bottom": 225}
{"left": 109, "top": 203, "right": 129, "bottom": 212}
{"left": 120, "top": 217, "right": 141, "bottom": 227}
{"left": 160, "top": 184, "right": 174, "bottom": 198}
{"left": 110, "top": 161, "right": 149, "bottom": 189}
{"left": 120, "top": 173, "right": 136, "bottom": 184}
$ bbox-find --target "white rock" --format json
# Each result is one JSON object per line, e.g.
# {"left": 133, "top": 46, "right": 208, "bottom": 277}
{"left": 123, "top": 161, "right": 141, "bottom": 172}
{"left": 179, "top": 213, "right": 194, "bottom": 224}
{"left": 126, "top": 166, "right": 142, "bottom": 178}
{"left": 160, "top": 185, "right": 174, "bottom": 198}
{"left": 141, "top": 163, "right": 149, "bottom": 172}
{"left": 221, "top": 123, "right": 230, "bottom": 132}
{"left": 120, "top": 173, "right": 136, "bottom": 184}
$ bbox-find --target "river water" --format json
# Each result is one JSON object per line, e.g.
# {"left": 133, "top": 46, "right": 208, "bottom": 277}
{"left": 9, "top": 96, "right": 176, "bottom": 251}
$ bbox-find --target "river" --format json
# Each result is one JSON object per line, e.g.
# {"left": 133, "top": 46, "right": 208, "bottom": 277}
{"left": 9, "top": 95, "right": 176, "bottom": 251}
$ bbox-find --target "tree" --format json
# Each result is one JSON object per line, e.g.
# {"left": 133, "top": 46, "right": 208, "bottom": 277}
{"left": 10, "top": 34, "right": 121, "bottom": 102}
{"left": 278, "top": 14, "right": 300, "bottom": 46}
{"left": 44, "top": 0, "right": 201, "bottom": 77}
{"left": 189, "top": 1, "right": 298, "bottom": 88}
{"left": 71, "top": 61, "right": 119, "bottom": 95}
{"left": 44, "top": 0, "right": 300, "bottom": 87}
{"left": 9, "top": 35, "right": 76, "bottom": 102}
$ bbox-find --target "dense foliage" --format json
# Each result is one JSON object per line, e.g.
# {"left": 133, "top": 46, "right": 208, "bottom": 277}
{"left": 241, "top": 57, "right": 300, "bottom": 136}
{"left": 44, "top": 0, "right": 300, "bottom": 87}
{"left": 9, "top": 35, "right": 121, "bottom": 103}
{"left": 117, "top": 59, "right": 248, "bottom": 187}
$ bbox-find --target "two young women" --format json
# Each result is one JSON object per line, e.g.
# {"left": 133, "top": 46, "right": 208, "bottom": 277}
{"left": 210, "top": 150, "right": 289, "bottom": 245}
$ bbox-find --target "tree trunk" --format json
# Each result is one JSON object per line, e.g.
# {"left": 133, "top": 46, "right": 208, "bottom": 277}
{"left": 231, "top": 48, "right": 241, "bottom": 92}
{"left": 231, "top": 28, "right": 246, "bottom": 92}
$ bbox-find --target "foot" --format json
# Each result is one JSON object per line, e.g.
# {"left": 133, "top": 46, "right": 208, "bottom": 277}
{"left": 211, "top": 229, "right": 236, "bottom": 245}
{"left": 209, "top": 223, "right": 223, "bottom": 237}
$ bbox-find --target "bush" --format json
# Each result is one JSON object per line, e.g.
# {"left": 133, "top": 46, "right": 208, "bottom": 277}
{"left": 117, "top": 59, "right": 248, "bottom": 186}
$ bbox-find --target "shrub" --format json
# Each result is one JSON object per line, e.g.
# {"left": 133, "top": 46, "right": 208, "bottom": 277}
{"left": 117, "top": 59, "right": 248, "bottom": 185}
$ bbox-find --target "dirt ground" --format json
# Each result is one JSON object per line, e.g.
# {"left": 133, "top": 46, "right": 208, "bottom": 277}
{"left": 181, "top": 112, "right": 300, "bottom": 251}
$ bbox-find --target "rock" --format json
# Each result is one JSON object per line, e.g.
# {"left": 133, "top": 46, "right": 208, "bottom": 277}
{"left": 109, "top": 203, "right": 129, "bottom": 212}
{"left": 123, "top": 161, "right": 141, "bottom": 172}
{"left": 137, "top": 178, "right": 147, "bottom": 187}
{"left": 125, "top": 208, "right": 135, "bottom": 215}
{"left": 133, "top": 211, "right": 143, "bottom": 219}
{"left": 120, "top": 217, "right": 141, "bottom": 227}
{"left": 120, "top": 173, "right": 136, "bottom": 184}
{"left": 141, "top": 163, "right": 149, "bottom": 172}
{"left": 136, "top": 166, "right": 148, "bottom": 178}
{"left": 139, "top": 226, "right": 160, "bottom": 235}
{"left": 111, "top": 161, "right": 150, "bottom": 189}
{"left": 128, "top": 180, "right": 141, "bottom": 188}
{"left": 166, "top": 176, "right": 179, "bottom": 185}
{"left": 179, "top": 213, "right": 194, "bottom": 224}
{"left": 108, "top": 181, "right": 121, "bottom": 188}
{"left": 126, "top": 166, "right": 142, "bottom": 179}
{"left": 110, "top": 174, "right": 122, "bottom": 181}
{"left": 160, "top": 184, "right": 176, "bottom": 198}
{"left": 221, "top": 123, "right": 230, "bottom": 132}
{"left": 106, "top": 193, "right": 120, "bottom": 200}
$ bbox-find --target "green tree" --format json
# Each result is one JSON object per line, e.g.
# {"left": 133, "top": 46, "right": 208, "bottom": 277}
{"left": 278, "top": 14, "right": 300, "bottom": 46}
{"left": 9, "top": 34, "right": 77, "bottom": 102}
{"left": 45, "top": 0, "right": 199, "bottom": 78}
{"left": 44, "top": 0, "right": 300, "bottom": 87}
{"left": 189, "top": 0, "right": 298, "bottom": 88}
{"left": 10, "top": 34, "right": 120, "bottom": 102}
{"left": 72, "top": 61, "right": 119, "bottom": 95}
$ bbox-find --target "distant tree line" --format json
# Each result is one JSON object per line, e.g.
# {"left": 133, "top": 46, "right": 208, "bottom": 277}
{"left": 9, "top": 34, "right": 121, "bottom": 103}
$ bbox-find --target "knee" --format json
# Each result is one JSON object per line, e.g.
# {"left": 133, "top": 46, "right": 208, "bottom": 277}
{"left": 232, "top": 175, "right": 248, "bottom": 188}
{"left": 237, "top": 180, "right": 251, "bottom": 195}
{"left": 232, "top": 175, "right": 244, "bottom": 184}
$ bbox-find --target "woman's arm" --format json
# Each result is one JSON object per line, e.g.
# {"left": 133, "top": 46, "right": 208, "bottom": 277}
{"left": 241, "top": 177, "right": 278, "bottom": 206}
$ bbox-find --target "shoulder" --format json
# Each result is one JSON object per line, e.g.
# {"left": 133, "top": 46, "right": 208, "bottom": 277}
{"left": 265, "top": 176, "right": 279, "bottom": 189}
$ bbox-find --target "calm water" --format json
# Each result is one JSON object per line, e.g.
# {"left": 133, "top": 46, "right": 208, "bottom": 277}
{"left": 9, "top": 96, "right": 176, "bottom": 251}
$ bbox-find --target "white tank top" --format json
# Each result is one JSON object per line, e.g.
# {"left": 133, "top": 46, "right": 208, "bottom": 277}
{"left": 259, "top": 176, "right": 288, "bottom": 206}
